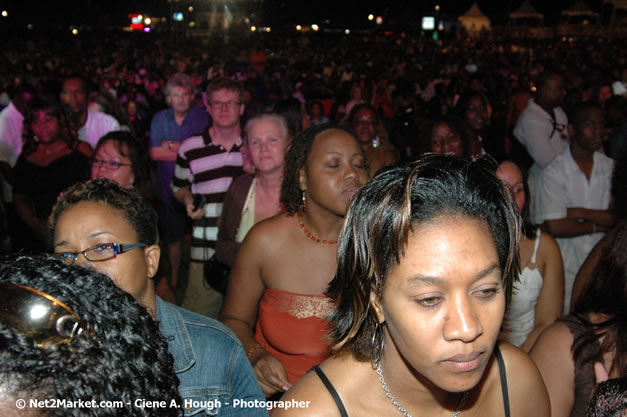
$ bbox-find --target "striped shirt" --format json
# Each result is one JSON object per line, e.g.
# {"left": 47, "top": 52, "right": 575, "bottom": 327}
{"left": 171, "top": 129, "right": 245, "bottom": 261}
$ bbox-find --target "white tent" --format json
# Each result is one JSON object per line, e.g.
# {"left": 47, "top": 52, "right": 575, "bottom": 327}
{"left": 510, "top": 1, "right": 544, "bottom": 21}
{"left": 458, "top": 3, "right": 491, "bottom": 31}
{"left": 561, "top": 0, "right": 600, "bottom": 21}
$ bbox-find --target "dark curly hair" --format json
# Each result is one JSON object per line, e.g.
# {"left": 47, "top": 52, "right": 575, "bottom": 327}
{"left": 327, "top": 154, "right": 521, "bottom": 361}
{"left": 0, "top": 253, "right": 182, "bottom": 416}
{"left": 49, "top": 179, "right": 158, "bottom": 247}
{"left": 280, "top": 122, "right": 366, "bottom": 214}
{"left": 22, "top": 97, "right": 79, "bottom": 155}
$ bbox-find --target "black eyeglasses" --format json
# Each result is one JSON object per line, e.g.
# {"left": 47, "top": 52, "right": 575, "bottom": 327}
{"left": 56, "top": 242, "right": 147, "bottom": 266}
{"left": 209, "top": 100, "right": 241, "bottom": 109}
{"left": 0, "top": 282, "right": 85, "bottom": 347}
{"left": 92, "top": 158, "right": 131, "bottom": 170}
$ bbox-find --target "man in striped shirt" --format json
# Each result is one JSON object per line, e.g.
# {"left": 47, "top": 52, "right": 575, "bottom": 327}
{"left": 172, "top": 77, "right": 246, "bottom": 317}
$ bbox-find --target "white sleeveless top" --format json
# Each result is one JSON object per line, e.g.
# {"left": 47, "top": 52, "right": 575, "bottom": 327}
{"left": 505, "top": 229, "right": 543, "bottom": 347}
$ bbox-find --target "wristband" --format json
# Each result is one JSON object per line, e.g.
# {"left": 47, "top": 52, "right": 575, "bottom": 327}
{"left": 246, "top": 342, "right": 265, "bottom": 358}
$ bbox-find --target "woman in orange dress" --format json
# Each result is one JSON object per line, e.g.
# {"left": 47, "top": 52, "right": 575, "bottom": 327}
{"left": 220, "top": 123, "right": 369, "bottom": 397}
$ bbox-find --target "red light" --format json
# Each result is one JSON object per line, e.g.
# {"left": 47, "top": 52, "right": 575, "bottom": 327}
{"left": 130, "top": 23, "right": 144, "bottom": 30}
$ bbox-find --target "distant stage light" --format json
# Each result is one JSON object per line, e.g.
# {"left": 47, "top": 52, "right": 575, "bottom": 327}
{"left": 188, "top": 6, "right": 194, "bottom": 12}
{"left": 72, "top": 28, "right": 78, "bottom": 35}
{"left": 265, "top": 27, "right": 271, "bottom": 32}
{"left": 368, "top": 14, "right": 374, "bottom": 21}
{"left": 296, "top": 25, "right": 302, "bottom": 31}
{"left": 312, "top": 24, "right": 319, "bottom": 31}
{"left": 144, "top": 17, "right": 151, "bottom": 25}
{"left": 345, "top": 29, "right": 350, "bottom": 35}
{"left": 250, "top": 26, "right": 257, "bottom": 32}
{"left": 1, "top": 10, "right": 7, "bottom": 17}
{"left": 376, "top": 16, "right": 383, "bottom": 25}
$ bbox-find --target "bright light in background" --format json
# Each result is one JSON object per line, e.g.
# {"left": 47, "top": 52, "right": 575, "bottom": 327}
{"left": 137, "top": 15, "right": 143, "bottom": 20}
{"left": 435, "top": 5, "right": 440, "bottom": 11}
{"left": 144, "top": 27, "right": 151, "bottom": 32}
{"left": 311, "top": 24, "right": 319, "bottom": 31}
{"left": 368, "top": 14, "right": 374, "bottom": 21}
{"left": 345, "top": 29, "right": 350, "bottom": 35}
{"left": 188, "top": 6, "right": 194, "bottom": 12}
{"left": 376, "top": 16, "right": 383, "bottom": 25}
{"left": 296, "top": 25, "right": 302, "bottom": 31}
{"left": 173, "top": 12, "right": 183, "bottom": 21}
{"left": 265, "top": 26, "right": 271, "bottom": 32}
{"left": 71, "top": 28, "right": 78, "bottom": 35}
{"left": 1, "top": 10, "right": 7, "bottom": 17}
{"left": 250, "top": 26, "right": 256, "bottom": 31}
{"left": 144, "top": 17, "right": 151, "bottom": 25}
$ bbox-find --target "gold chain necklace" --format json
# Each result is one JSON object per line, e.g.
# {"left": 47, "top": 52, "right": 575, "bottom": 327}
{"left": 297, "top": 212, "right": 338, "bottom": 245}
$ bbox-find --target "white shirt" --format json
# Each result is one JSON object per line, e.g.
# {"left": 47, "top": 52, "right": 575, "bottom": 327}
{"left": 78, "top": 110, "right": 120, "bottom": 148}
{"left": 0, "top": 102, "right": 25, "bottom": 166}
{"left": 514, "top": 99, "right": 569, "bottom": 219}
{"left": 535, "top": 147, "right": 614, "bottom": 312}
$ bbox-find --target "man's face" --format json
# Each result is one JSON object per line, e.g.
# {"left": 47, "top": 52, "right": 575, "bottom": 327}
{"left": 351, "top": 108, "right": 377, "bottom": 144}
{"left": 60, "top": 79, "right": 88, "bottom": 114}
{"left": 541, "top": 75, "right": 566, "bottom": 109}
{"left": 207, "top": 89, "right": 244, "bottom": 129}
{"left": 167, "top": 86, "right": 193, "bottom": 115}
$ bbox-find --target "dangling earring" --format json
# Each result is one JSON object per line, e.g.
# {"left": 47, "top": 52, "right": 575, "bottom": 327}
{"left": 302, "top": 191, "right": 307, "bottom": 212}
{"left": 371, "top": 321, "right": 385, "bottom": 366}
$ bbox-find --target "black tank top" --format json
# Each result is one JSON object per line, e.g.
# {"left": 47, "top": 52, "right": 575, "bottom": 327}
{"left": 312, "top": 345, "right": 511, "bottom": 417}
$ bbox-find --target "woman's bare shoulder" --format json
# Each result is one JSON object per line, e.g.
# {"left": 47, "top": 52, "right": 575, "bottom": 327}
{"left": 273, "top": 367, "right": 342, "bottom": 417}
{"left": 244, "top": 212, "right": 295, "bottom": 244}
{"left": 494, "top": 343, "right": 551, "bottom": 417}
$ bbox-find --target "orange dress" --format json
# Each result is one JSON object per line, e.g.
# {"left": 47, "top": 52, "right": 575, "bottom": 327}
{"left": 255, "top": 289, "right": 333, "bottom": 384}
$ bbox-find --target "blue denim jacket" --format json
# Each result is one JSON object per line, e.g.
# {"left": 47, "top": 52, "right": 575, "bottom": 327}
{"left": 156, "top": 297, "right": 268, "bottom": 417}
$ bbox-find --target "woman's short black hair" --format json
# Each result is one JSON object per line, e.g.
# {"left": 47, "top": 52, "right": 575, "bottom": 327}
{"left": 0, "top": 253, "right": 182, "bottom": 416}
{"left": 49, "top": 179, "right": 158, "bottom": 247}
{"left": 22, "top": 97, "right": 78, "bottom": 155}
{"left": 280, "top": 122, "right": 365, "bottom": 214}
{"left": 327, "top": 154, "right": 521, "bottom": 361}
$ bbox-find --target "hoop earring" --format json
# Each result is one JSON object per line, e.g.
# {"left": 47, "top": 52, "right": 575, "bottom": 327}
{"left": 371, "top": 321, "right": 385, "bottom": 366}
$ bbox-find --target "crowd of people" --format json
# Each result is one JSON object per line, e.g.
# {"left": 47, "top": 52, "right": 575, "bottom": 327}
{"left": 0, "top": 28, "right": 626, "bottom": 416}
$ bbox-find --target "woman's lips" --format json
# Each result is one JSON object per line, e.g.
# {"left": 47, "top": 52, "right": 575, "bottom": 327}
{"left": 441, "top": 351, "right": 483, "bottom": 373}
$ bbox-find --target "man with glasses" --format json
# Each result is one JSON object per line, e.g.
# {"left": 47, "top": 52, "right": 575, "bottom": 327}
{"left": 150, "top": 73, "right": 210, "bottom": 292}
{"left": 514, "top": 71, "right": 569, "bottom": 219}
{"left": 172, "top": 77, "right": 246, "bottom": 317}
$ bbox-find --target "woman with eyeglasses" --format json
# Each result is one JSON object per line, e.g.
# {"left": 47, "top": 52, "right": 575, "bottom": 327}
{"left": 49, "top": 179, "right": 267, "bottom": 417}
{"left": 0, "top": 253, "right": 182, "bottom": 417}
{"left": 12, "top": 97, "right": 92, "bottom": 251}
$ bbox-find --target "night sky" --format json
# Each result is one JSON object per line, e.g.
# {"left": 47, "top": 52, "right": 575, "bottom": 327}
{"left": 0, "top": 0, "right": 607, "bottom": 28}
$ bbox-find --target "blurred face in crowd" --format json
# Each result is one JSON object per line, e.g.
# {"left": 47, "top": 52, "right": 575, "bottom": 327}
{"left": 91, "top": 139, "right": 135, "bottom": 189}
{"left": 207, "top": 88, "right": 244, "bottom": 130}
{"left": 497, "top": 161, "right": 525, "bottom": 213}
{"left": 168, "top": 86, "right": 193, "bottom": 115}
{"left": 431, "top": 122, "right": 464, "bottom": 157}
{"left": 351, "top": 108, "right": 377, "bottom": 145}
{"left": 248, "top": 118, "right": 288, "bottom": 175}
{"left": 572, "top": 107, "right": 604, "bottom": 153}
{"left": 60, "top": 78, "right": 88, "bottom": 114}
{"left": 32, "top": 110, "right": 60, "bottom": 144}
{"left": 539, "top": 75, "right": 566, "bottom": 110}
{"left": 464, "top": 95, "right": 488, "bottom": 133}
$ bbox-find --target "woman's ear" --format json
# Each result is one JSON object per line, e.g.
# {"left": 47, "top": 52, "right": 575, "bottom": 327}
{"left": 369, "top": 286, "right": 385, "bottom": 324}
{"left": 144, "top": 244, "right": 161, "bottom": 279}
